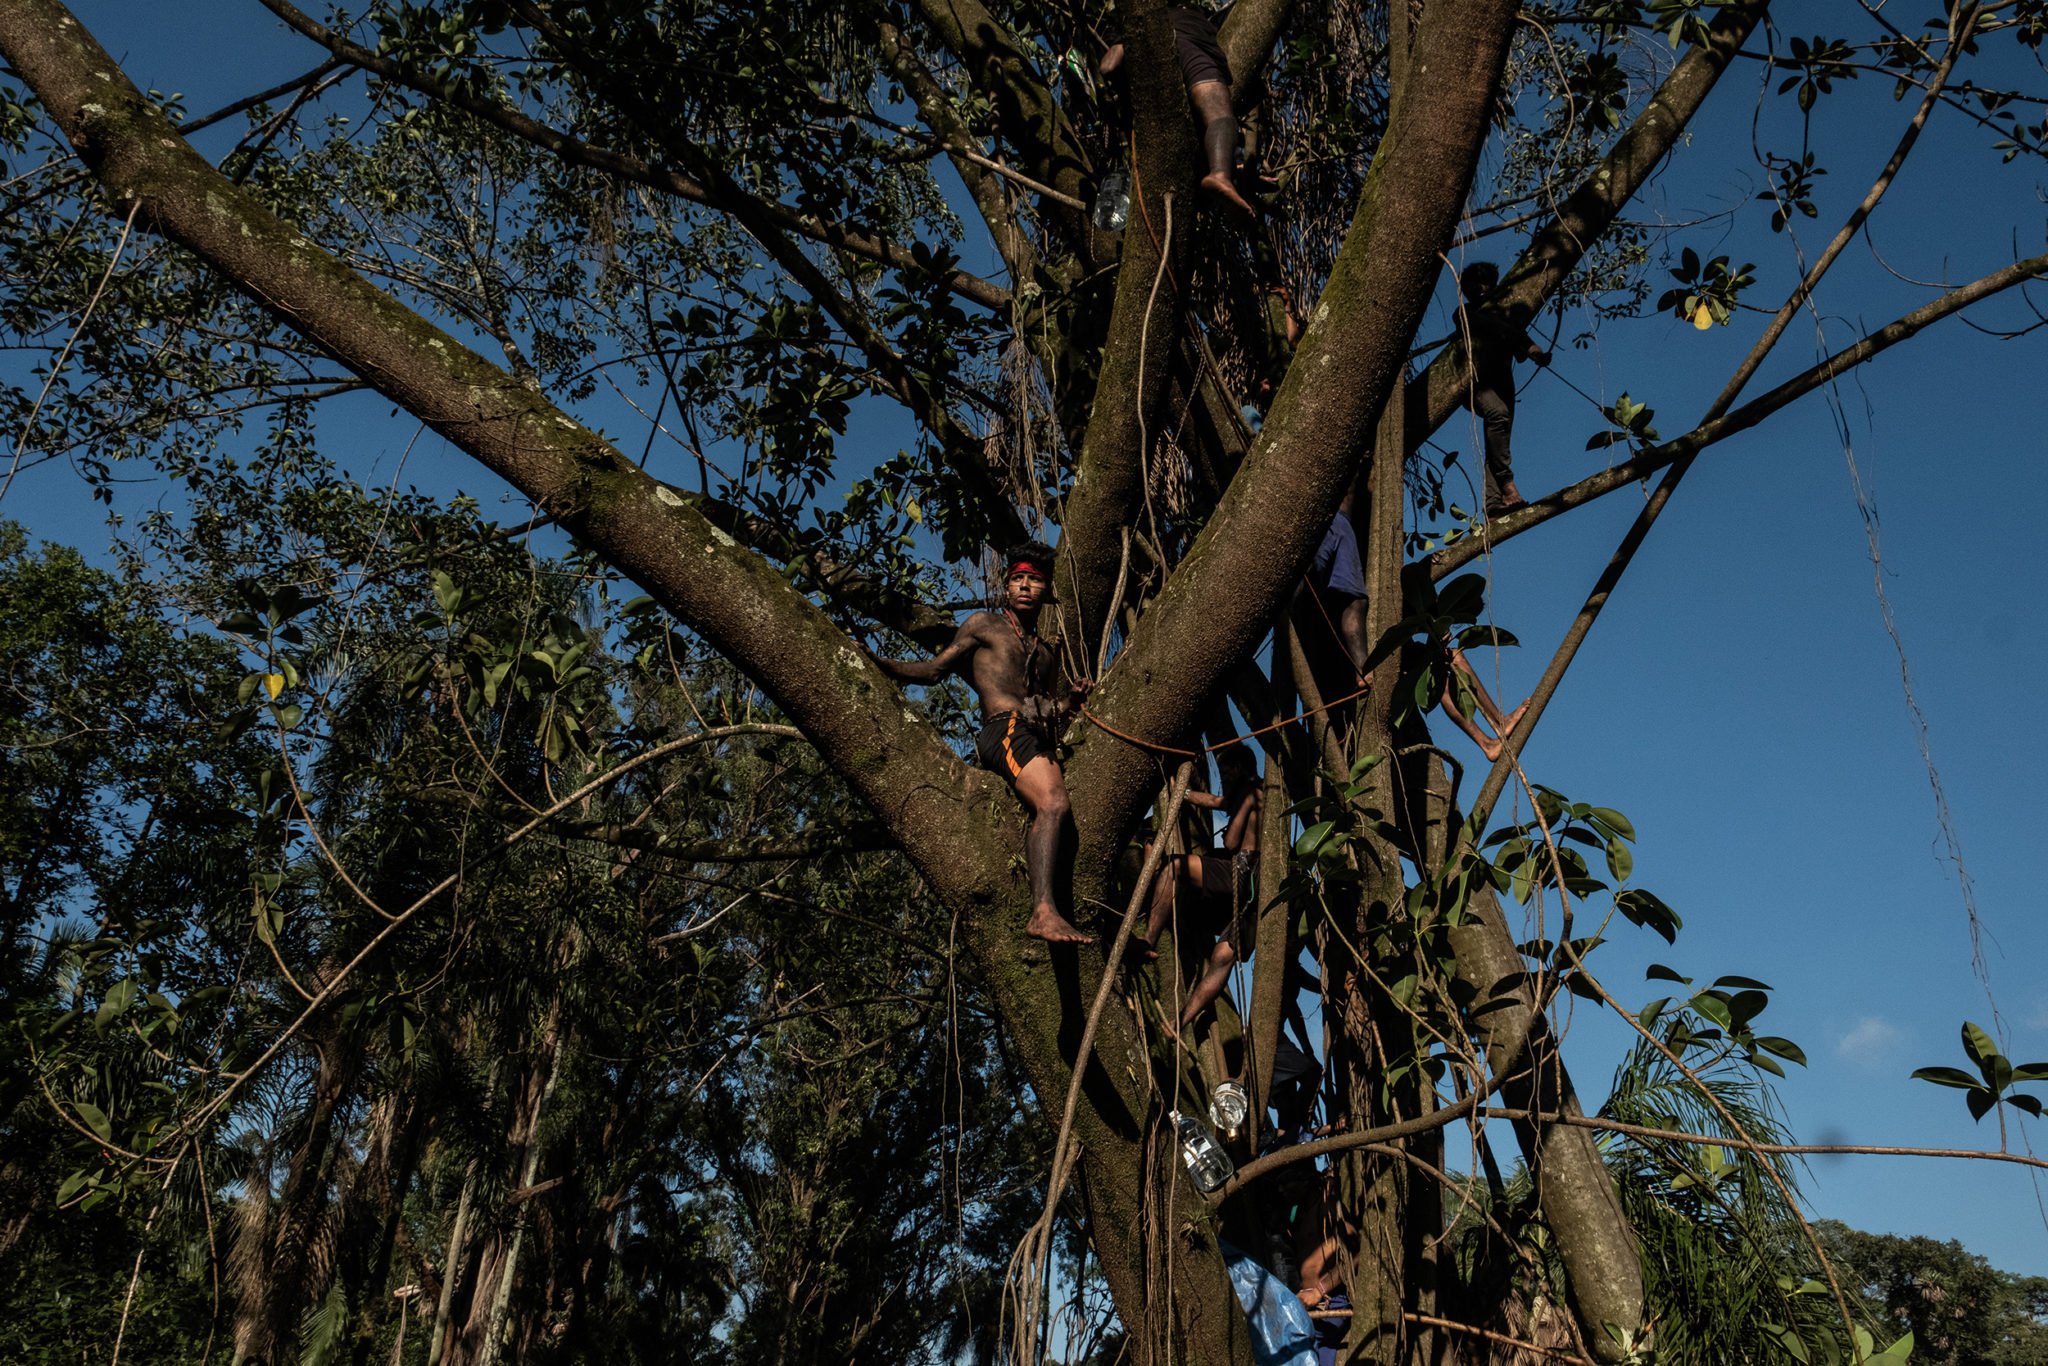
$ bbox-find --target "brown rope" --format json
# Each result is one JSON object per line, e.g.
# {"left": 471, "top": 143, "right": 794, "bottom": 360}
{"left": 1081, "top": 676, "right": 1368, "bottom": 757}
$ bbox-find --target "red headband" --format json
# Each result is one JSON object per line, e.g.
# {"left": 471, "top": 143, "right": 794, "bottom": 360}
{"left": 1008, "top": 560, "right": 1048, "bottom": 577}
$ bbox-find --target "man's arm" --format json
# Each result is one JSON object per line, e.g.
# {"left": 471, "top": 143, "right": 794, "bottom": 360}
{"left": 1223, "top": 787, "right": 1258, "bottom": 851}
{"left": 873, "top": 614, "right": 983, "bottom": 684}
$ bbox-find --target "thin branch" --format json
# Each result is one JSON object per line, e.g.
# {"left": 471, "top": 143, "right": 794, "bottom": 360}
{"left": 1707, "top": 2, "right": 1984, "bottom": 418}
{"left": 1431, "top": 249, "right": 2048, "bottom": 578}
{"left": 251, "top": 0, "right": 1009, "bottom": 310}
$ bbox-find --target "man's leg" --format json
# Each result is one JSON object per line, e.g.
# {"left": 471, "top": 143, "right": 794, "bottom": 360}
{"left": 1143, "top": 851, "right": 1206, "bottom": 951}
{"left": 1180, "top": 939, "right": 1239, "bottom": 1028}
{"left": 1175, "top": 859, "right": 1239, "bottom": 1027}
{"left": 1448, "top": 645, "right": 1526, "bottom": 737}
{"left": 1188, "top": 81, "right": 1257, "bottom": 219}
{"left": 1472, "top": 386, "right": 1521, "bottom": 514}
{"left": 1337, "top": 595, "right": 1370, "bottom": 681}
{"left": 1012, "top": 756, "right": 1092, "bottom": 943}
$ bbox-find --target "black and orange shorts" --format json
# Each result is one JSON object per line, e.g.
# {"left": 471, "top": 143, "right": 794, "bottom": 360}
{"left": 976, "top": 711, "right": 1054, "bottom": 782}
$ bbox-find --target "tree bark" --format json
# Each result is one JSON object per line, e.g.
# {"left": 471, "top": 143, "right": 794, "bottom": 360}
{"left": 1448, "top": 883, "right": 1643, "bottom": 1359}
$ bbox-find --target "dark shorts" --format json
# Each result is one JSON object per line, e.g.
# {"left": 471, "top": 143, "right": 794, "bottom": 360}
{"left": 1169, "top": 7, "right": 1233, "bottom": 89}
{"left": 976, "top": 711, "right": 1054, "bottom": 782}
{"left": 1190, "top": 848, "right": 1258, "bottom": 950}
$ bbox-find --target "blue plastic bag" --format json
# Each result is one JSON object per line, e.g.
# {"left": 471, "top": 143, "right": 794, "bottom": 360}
{"left": 1220, "top": 1241, "right": 1319, "bottom": 1366}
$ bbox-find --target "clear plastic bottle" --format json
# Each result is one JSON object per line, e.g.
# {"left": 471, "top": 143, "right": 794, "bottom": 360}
{"left": 1172, "top": 1110, "right": 1235, "bottom": 1192}
{"left": 1092, "top": 168, "right": 1129, "bottom": 233}
{"left": 1209, "top": 1081, "right": 1249, "bottom": 1139}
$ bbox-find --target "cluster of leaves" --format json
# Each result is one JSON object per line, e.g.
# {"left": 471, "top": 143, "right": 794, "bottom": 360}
{"left": 1911, "top": 1021, "right": 2048, "bottom": 1122}
{"left": 1586, "top": 391, "right": 1662, "bottom": 451}
{"left": 1658, "top": 248, "right": 1757, "bottom": 329}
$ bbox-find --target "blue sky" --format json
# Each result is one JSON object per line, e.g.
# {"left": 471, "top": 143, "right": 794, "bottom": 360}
{"left": 8, "top": 2, "right": 2048, "bottom": 1277}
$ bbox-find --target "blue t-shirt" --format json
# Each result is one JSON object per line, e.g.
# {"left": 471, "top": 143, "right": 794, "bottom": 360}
{"left": 1310, "top": 512, "right": 1365, "bottom": 598}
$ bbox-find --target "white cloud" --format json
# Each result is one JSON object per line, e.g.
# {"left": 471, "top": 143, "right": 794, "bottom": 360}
{"left": 1836, "top": 1016, "right": 1904, "bottom": 1068}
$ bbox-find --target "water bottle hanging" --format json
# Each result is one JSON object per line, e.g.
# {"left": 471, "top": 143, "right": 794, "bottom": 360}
{"left": 1093, "top": 160, "right": 1130, "bottom": 232}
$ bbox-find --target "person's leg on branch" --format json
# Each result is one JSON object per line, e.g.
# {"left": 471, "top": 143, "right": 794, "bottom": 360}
{"left": 1012, "top": 756, "right": 1092, "bottom": 943}
{"left": 1142, "top": 851, "right": 1204, "bottom": 954}
{"left": 1188, "top": 80, "right": 1257, "bottom": 220}
{"left": 1440, "top": 647, "right": 1528, "bottom": 762}
{"left": 1472, "top": 385, "right": 1522, "bottom": 516}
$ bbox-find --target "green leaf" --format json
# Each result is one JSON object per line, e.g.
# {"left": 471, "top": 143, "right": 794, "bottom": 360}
{"left": 1965, "top": 1087, "right": 1998, "bottom": 1121}
{"left": 1646, "top": 963, "right": 1690, "bottom": 984}
{"left": 1962, "top": 1020, "right": 1999, "bottom": 1066}
{"left": 1712, "top": 975, "right": 1773, "bottom": 991}
{"left": 1910, "top": 1066, "right": 1980, "bottom": 1090}
{"left": 1755, "top": 1036, "right": 1808, "bottom": 1067}
{"left": 1691, "top": 992, "right": 1733, "bottom": 1029}
{"left": 74, "top": 1101, "right": 114, "bottom": 1144}
{"left": 1294, "top": 821, "right": 1338, "bottom": 857}
{"left": 95, "top": 978, "right": 136, "bottom": 1031}
{"left": 1587, "top": 806, "right": 1635, "bottom": 841}
{"left": 2008, "top": 1062, "right": 2048, "bottom": 1083}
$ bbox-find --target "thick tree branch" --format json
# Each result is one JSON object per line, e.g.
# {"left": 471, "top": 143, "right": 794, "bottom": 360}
{"left": 250, "top": 0, "right": 1012, "bottom": 313}
{"left": 1064, "top": 0, "right": 1522, "bottom": 855}
{"left": 0, "top": 0, "right": 999, "bottom": 911}
{"left": 1054, "top": 0, "right": 1199, "bottom": 653}
{"left": 1216, "top": 0, "right": 1299, "bottom": 107}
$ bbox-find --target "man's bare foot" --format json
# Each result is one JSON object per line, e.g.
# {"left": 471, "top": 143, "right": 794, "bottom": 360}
{"left": 1200, "top": 170, "right": 1258, "bottom": 223}
{"left": 1478, "top": 734, "right": 1503, "bottom": 762}
{"left": 1026, "top": 904, "right": 1095, "bottom": 944}
{"left": 1499, "top": 698, "right": 1530, "bottom": 739}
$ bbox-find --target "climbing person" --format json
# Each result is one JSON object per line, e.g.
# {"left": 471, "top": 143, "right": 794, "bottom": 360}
{"left": 1452, "top": 261, "right": 1551, "bottom": 519}
{"left": 1141, "top": 743, "right": 1263, "bottom": 1033}
{"left": 1307, "top": 489, "right": 1370, "bottom": 682}
{"left": 1098, "top": 4, "right": 1263, "bottom": 221}
{"left": 872, "top": 542, "right": 1095, "bottom": 944}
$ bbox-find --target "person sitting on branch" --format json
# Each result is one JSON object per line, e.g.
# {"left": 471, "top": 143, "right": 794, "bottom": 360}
{"left": 1452, "top": 260, "right": 1551, "bottom": 519}
{"left": 1099, "top": 4, "right": 1263, "bottom": 221}
{"left": 872, "top": 542, "right": 1096, "bottom": 944}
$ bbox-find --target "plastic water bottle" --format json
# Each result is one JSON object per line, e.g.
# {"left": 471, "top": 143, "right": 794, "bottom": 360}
{"left": 1172, "top": 1111, "right": 1235, "bottom": 1192}
{"left": 1093, "top": 168, "right": 1129, "bottom": 232}
{"left": 1209, "top": 1081, "right": 1249, "bottom": 1139}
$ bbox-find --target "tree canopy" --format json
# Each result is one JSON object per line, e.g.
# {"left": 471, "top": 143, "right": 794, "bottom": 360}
{"left": 2, "top": 0, "right": 2046, "bottom": 1361}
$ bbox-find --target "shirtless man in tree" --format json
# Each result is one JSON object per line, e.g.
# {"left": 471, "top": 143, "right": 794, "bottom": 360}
{"left": 873, "top": 542, "right": 1095, "bottom": 944}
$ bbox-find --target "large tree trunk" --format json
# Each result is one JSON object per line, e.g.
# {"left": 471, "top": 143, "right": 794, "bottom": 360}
{"left": 0, "top": 1, "right": 1542, "bottom": 1357}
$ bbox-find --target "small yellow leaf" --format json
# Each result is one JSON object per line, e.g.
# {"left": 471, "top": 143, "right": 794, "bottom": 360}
{"left": 1692, "top": 304, "right": 1715, "bottom": 331}
{"left": 263, "top": 673, "right": 284, "bottom": 700}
